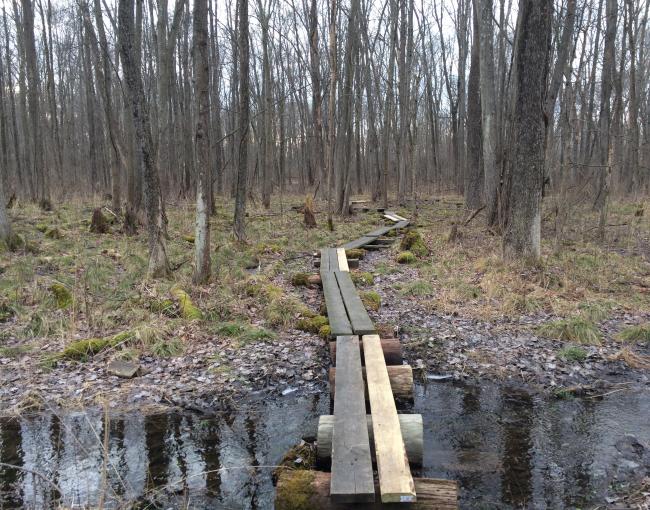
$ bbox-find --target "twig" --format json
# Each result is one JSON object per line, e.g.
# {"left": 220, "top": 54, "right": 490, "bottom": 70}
{"left": 0, "top": 462, "right": 63, "bottom": 494}
{"left": 170, "top": 258, "right": 190, "bottom": 272}
{"left": 463, "top": 205, "right": 486, "bottom": 226}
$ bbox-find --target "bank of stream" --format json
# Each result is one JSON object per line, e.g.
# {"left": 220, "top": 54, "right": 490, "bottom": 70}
{"left": 0, "top": 380, "right": 648, "bottom": 509}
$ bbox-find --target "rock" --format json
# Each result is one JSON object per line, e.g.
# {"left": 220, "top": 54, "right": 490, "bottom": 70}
{"left": 107, "top": 360, "right": 141, "bottom": 379}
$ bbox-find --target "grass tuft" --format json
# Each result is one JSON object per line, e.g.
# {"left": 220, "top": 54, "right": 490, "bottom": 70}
{"left": 396, "top": 251, "right": 416, "bottom": 264}
{"left": 558, "top": 344, "right": 588, "bottom": 362}
{"left": 399, "top": 280, "right": 435, "bottom": 297}
{"left": 538, "top": 317, "right": 602, "bottom": 345}
{"left": 616, "top": 324, "right": 650, "bottom": 344}
{"left": 360, "top": 291, "right": 381, "bottom": 311}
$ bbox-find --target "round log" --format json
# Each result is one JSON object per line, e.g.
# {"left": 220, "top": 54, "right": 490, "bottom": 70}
{"left": 317, "top": 414, "right": 423, "bottom": 465}
{"left": 275, "top": 470, "right": 458, "bottom": 510}
{"left": 329, "top": 338, "right": 403, "bottom": 366}
{"left": 328, "top": 365, "right": 413, "bottom": 400}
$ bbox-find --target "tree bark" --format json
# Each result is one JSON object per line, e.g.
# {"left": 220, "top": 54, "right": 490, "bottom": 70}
{"left": 502, "top": 0, "right": 552, "bottom": 262}
{"left": 119, "top": 0, "right": 170, "bottom": 278}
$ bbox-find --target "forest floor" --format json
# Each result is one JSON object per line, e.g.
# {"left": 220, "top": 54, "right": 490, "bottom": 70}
{"left": 0, "top": 195, "right": 649, "bottom": 416}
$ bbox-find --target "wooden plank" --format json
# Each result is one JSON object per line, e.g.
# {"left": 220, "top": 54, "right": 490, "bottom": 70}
{"left": 394, "top": 219, "right": 410, "bottom": 229}
{"left": 330, "top": 336, "right": 375, "bottom": 503}
{"left": 365, "top": 225, "right": 394, "bottom": 237}
{"left": 363, "top": 334, "right": 416, "bottom": 503}
{"left": 336, "top": 248, "right": 349, "bottom": 272}
{"left": 384, "top": 211, "right": 408, "bottom": 222}
{"left": 334, "top": 271, "right": 376, "bottom": 335}
{"left": 342, "top": 236, "right": 376, "bottom": 250}
{"left": 321, "top": 272, "right": 353, "bottom": 336}
{"left": 319, "top": 248, "right": 331, "bottom": 274}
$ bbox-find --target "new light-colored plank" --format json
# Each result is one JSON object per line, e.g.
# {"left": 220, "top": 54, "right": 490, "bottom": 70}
{"left": 363, "top": 334, "right": 416, "bottom": 503}
{"left": 330, "top": 336, "right": 375, "bottom": 503}
{"left": 336, "top": 248, "right": 349, "bottom": 272}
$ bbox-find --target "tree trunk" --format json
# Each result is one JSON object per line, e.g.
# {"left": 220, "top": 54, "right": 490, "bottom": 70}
{"left": 118, "top": 0, "right": 170, "bottom": 278}
{"left": 465, "top": 1, "right": 482, "bottom": 209}
{"left": 192, "top": 0, "right": 211, "bottom": 284}
{"left": 502, "top": 0, "right": 552, "bottom": 262}
{"left": 233, "top": 0, "right": 250, "bottom": 242}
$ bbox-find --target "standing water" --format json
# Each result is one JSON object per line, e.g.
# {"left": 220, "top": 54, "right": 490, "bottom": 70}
{"left": 0, "top": 382, "right": 648, "bottom": 509}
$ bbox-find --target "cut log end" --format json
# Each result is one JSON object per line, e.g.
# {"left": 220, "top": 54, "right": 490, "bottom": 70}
{"left": 328, "top": 365, "right": 413, "bottom": 401}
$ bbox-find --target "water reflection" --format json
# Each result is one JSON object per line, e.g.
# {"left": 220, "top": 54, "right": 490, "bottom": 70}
{"left": 0, "top": 383, "right": 648, "bottom": 509}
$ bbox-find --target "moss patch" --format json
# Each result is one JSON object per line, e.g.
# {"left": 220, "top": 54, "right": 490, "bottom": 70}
{"left": 400, "top": 229, "right": 428, "bottom": 257}
{"left": 558, "top": 345, "right": 588, "bottom": 362}
{"left": 291, "top": 272, "right": 310, "bottom": 287}
{"left": 360, "top": 291, "right": 381, "bottom": 311}
{"left": 345, "top": 248, "right": 365, "bottom": 260}
{"left": 297, "top": 315, "right": 328, "bottom": 334}
{"left": 50, "top": 283, "right": 73, "bottom": 309}
{"left": 274, "top": 470, "right": 316, "bottom": 510}
{"left": 396, "top": 251, "right": 416, "bottom": 264}
{"left": 171, "top": 288, "right": 203, "bottom": 320}
{"left": 351, "top": 271, "right": 374, "bottom": 286}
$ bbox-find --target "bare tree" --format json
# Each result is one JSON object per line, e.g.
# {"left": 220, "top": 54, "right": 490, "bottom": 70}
{"left": 118, "top": 0, "right": 170, "bottom": 278}
{"left": 503, "top": 0, "right": 552, "bottom": 261}
{"left": 193, "top": 0, "right": 210, "bottom": 284}
{"left": 233, "top": 0, "right": 250, "bottom": 242}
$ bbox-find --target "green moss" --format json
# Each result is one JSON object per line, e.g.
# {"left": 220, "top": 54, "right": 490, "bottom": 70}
{"left": 538, "top": 317, "right": 601, "bottom": 345}
{"left": 351, "top": 271, "right": 374, "bottom": 286}
{"left": 360, "top": 291, "right": 381, "bottom": 311}
{"left": 396, "top": 251, "right": 416, "bottom": 264}
{"left": 58, "top": 337, "right": 113, "bottom": 360}
{"left": 291, "top": 272, "right": 310, "bottom": 286}
{"left": 296, "top": 315, "right": 328, "bottom": 333}
{"left": 319, "top": 325, "right": 331, "bottom": 339}
{"left": 617, "top": 324, "right": 650, "bottom": 344}
{"left": 274, "top": 470, "right": 316, "bottom": 510}
{"left": 400, "top": 230, "right": 428, "bottom": 257}
{"left": 45, "top": 228, "right": 63, "bottom": 239}
{"left": 50, "top": 283, "right": 73, "bottom": 309}
{"left": 182, "top": 234, "right": 195, "bottom": 243}
{"left": 558, "top": 345, "right": 588, "bottom": 362}
{"left": 345, "top": 248, "right": 365, "bottom": 260}
{"left": 35, "top": 223, "right": 48, "bottom": 233}
{"left": 171, "top": 288, "right": 203, "bottom": 320}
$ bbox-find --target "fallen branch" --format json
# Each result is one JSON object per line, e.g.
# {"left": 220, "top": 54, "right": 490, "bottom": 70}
{"left": 463, "top": 205, "right": 486, "bottom": 226}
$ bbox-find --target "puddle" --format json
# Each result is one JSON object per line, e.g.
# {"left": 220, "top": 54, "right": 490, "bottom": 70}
{"left": 1, "top": 382, "right": 648, "bottom": 508}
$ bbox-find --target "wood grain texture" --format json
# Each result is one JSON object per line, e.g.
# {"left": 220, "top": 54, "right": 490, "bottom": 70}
{"left": 317, "top": 414, "right": 423, "bottom": 465}
{"left": 336, "top": 248, "right": 349, "bottom": 271}
{"left": 330, "top": 336, "right": 375, "bottom": 503}
{"left": 320, "top": 272, "right": 353, "bottom": 336}
{"left": 363, "top": 334, "right": 416, "bottom": 503}
{"left": 328, "top": 365, "right": 414, "bottom": 400}
{"left": 330, "top": 337, "right": 403, "bottom": 366}
{"left": 334, "top": 270, "right": 375, "bottom": 335}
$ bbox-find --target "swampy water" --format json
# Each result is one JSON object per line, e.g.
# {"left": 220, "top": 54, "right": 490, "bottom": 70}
{"left": 0, "top": 381, "right": 648, "bottom": 509}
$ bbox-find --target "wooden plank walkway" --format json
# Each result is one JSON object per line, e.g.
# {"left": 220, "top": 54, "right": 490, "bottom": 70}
{"left": 363, "top": 334, "right": 416, "bottom": 502}
{"left": 295, "top": 209, "right": 457, "bottom": 510}
{"left": 330, "top": 336, "right": 375, "bottom": 502}
{"left": 335, "top": 271, "right": 376, "bottom": 335}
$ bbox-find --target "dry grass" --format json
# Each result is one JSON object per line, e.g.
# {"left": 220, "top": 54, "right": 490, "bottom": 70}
{"left": 387, "top": 196, "right": 650, "bottom": 323}
{"left": 0, "top": 197, "right": 379, "bottom": 363}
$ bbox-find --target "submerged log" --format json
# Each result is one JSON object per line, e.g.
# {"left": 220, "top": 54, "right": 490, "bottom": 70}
{"left": 275, "top": 470, "right": 458, "bottom": 510}
{"left": 317, "top": 414, "right": 423, "bottom": 465}
{"left": 329, "top": 365, "right": 413, "bottom": 400}
{"left": 329, "top": 338, "right": 402, "bottom": 366}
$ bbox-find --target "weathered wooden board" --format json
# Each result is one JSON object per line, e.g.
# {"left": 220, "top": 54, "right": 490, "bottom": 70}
{"left": 329, "top": 365, "right": 414, "bottom": 400}
{"left": 329, "top": 337, "right": 403, "bottom": 366}
{"left": 321, "top": 272, "right": 353, "bottom": 336}
{"left": 330, "top": 336, "right": 375, "bottom": 503}
{"left": 342, "top": 236, "right": 376, "bottom": 250}
{"left": 394, "top": 219, "right": 410, "bottom": 229}
{"left": 317, "top": 414, "right": 423, "bottom": 465}
{"left": 365, "top": 225, "right": 395, "bottom": 237}
{"left": 363, "top": 334, "right": 416, "bottom": 503}
{"left": 319, "top": 248, "right": 331, "bottom": 273}
{"left": 334, "top": 271, "right": 375, "bottom": 335}
{"left": 336, "top": 248, "right": 349, "bottom": 272}
{"left": 276, "top": 471, "right": 459, "bottom": 509}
